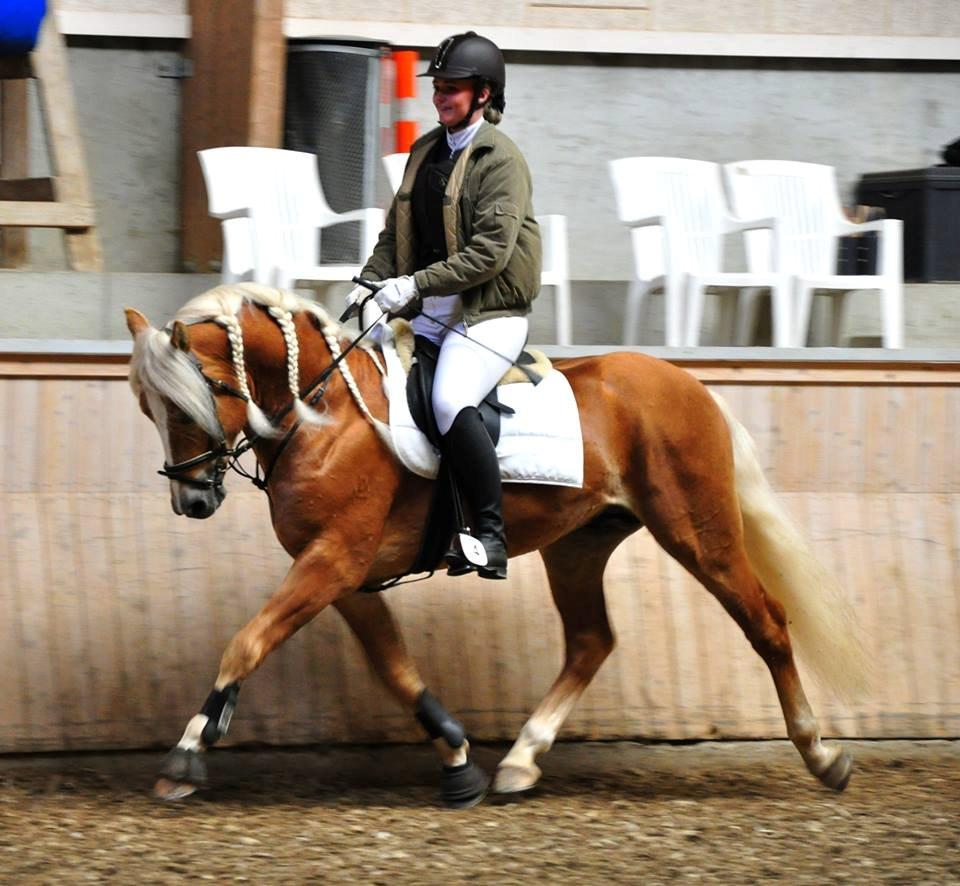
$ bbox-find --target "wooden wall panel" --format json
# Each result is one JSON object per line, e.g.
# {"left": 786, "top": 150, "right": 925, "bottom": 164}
{"left": 0, "top": 357, "right": 958, "bottom": 751}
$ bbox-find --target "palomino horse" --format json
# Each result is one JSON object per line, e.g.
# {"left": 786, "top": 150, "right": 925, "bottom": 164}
{"left": 125, "top": 282, "right": 865, "bottom": 806}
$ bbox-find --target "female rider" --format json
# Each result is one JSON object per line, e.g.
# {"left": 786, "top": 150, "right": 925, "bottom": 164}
{"left": 349, "top": 31, "right": 542, "bottom": 580}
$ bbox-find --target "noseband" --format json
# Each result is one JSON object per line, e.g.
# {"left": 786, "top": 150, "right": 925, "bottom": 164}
{"left": 157, "top": 355, "right": 254, "bottom": 491}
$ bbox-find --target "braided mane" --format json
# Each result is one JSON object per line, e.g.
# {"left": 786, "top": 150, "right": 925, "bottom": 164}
{"left": 131, "top": 282, "right": 389, "bottom": 444}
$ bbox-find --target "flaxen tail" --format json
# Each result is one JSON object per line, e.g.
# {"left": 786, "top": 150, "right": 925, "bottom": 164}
{"left": 711, "top": 391, "right": 869, "bottom": 700}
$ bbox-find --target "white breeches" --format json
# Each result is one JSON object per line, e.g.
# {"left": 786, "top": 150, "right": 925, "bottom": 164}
{"left": 432, "top": 316, "right": 529, "bottom": 436}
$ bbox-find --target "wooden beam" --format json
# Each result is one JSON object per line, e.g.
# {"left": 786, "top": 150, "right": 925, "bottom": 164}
{"left": 181, "top": 0, "right": 285, "bottom": 273}
{"left": 30, "top": 3, "right": 103, "bottom": 270}
{"left": 0, "top": 202, "right": 96, "bottom": 228}
{"left": 0, "top": 79, "right": 30, "bottom": 266}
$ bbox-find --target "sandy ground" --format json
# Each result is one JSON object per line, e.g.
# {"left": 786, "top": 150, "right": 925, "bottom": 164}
{"left": 0, "top": 739, "right": 957, "bottom": 884}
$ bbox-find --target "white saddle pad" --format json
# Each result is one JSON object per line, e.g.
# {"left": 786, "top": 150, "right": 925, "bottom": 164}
{"left": 379, "top": 324, "right": 583, "bottom": 487}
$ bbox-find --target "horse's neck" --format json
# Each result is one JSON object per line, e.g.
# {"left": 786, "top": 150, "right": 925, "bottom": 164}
{"left": 236, "top": 309, "right": 374, "bottom": 419}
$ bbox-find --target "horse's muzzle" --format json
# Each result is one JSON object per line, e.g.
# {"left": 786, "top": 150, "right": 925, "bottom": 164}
{"left": 171, "top": 481, "right": 226, "bottom": 519}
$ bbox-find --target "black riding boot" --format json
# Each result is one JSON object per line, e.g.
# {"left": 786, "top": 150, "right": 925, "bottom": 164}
{"left": 441, "top": 406, "right": 508, "bottom": 580}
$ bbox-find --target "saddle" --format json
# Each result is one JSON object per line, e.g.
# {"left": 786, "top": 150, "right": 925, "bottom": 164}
{"left": 380, "top": 323, "right": 549, "bottom": 583}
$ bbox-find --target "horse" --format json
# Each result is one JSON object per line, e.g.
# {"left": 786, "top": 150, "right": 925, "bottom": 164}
{"left": 124, "top": 282, "right": 866, "bottom": 806}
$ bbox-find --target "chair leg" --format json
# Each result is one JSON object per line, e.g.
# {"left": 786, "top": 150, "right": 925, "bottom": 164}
{"left": 882, "top": 280, "right": 904, "bottom": 349}
{"left": 555, "top": 279, "right": 572, "bottom": 346}
{"left": 624, "top": 279, "right": 646, "bottom": 347}
{"left": 769, "top": 277, "right": 793, "bottom": 348}
{"left": 794, "top": 281, "right": 815, "bottom": 347}
{"left": 664, "top": 275, "right": 684, "bottom": 348}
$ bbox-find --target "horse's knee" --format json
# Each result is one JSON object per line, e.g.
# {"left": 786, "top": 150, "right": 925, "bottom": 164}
{"left": 565, "top": 626, "right": 615, "bottom": 675}
{"left": 220, "top": 631, "right": 267, "bottom": 680}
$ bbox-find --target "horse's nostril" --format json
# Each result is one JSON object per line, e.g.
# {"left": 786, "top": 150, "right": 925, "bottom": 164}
{"left": 188, "top": 499, "right": 213, "bottom": 519}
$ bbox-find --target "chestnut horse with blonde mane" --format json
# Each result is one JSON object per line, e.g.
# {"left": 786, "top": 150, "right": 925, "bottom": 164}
{"left": 125, "top": 282, "right": 865, "bottom": 806}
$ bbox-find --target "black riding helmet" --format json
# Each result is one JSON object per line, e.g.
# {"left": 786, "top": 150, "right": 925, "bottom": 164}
{"left": 419, "top": 31, "right": 506, "bottom": 128}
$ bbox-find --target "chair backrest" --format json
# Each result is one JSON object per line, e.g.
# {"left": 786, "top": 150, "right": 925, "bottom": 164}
{"left": 382, "top": 153, "right": 408, "bottom": 194}
{"left": 608, "top": 157, "right": 730, "bottom": 281}
{"left": 724, "top": 160, "right": 845, "bottom": 275}
{"left": 198, "top": 146, "right": 342, "bottom": 284}
{"left": 537, "top": 214, "right": 569, "bottom": 283}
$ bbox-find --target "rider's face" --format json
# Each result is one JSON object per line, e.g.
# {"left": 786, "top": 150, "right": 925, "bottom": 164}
{"left": 433, "top": 78, "right": 489, "bottom": 130}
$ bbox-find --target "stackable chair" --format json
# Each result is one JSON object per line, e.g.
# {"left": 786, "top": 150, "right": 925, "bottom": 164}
{"left": 382, "top": 152, "right": 408, "bottom": 196}
{"left": 382, "top": 152, "right": 574, "bottom": 345}
{"left": 608, "top": 156, "right": 792, "bottom": 347}
{"left": 724, "top": 160, "right": 904, "bottom": 347}
{"left": 198, "top": 146, "right": 384, "bottom": 290}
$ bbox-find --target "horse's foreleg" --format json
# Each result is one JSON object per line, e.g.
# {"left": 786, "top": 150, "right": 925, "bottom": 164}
{"left": 334, "top": 593, "right": 489, "bottom": 807}
{"left": 494, "top": 528, "right": 621, "bottom": 794}
{"left": 155, "top": 538, "right": 364, "bottom": 800}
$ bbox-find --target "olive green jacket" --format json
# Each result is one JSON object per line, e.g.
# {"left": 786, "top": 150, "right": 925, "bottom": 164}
{"left": 361, "top": 122, "right": 542, "bottom": 325}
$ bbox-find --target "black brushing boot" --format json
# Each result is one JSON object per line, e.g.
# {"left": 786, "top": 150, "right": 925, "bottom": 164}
{"left": 441, "top": 406, "right": 508, "bottom": 580}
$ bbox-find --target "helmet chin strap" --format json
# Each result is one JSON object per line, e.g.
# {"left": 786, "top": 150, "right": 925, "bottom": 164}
{"left": 445, "top": 81, "right": 486, "bottom": 132}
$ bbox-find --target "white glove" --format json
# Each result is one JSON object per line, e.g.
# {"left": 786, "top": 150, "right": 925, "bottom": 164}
{"left": 373, "top": 275, "right": 418, "bottom": 314}
{"left": 344, "top": 282, "right": 372, "bottom": 309}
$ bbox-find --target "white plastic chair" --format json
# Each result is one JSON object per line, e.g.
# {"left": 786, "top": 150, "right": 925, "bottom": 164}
{"left": 608, "top": 156, "right": 792, "bottom": 348}
{"left": 381, "top": 152, "right": 573, "bottom": 345}
{"left": 198, "top": 146, "right": 384, "bottom": 290}
{"left": 382, "top": 152, "right": 408, "bottom": 195}
{"left": 724, "top": 160, "right": 904, "bottom": 348}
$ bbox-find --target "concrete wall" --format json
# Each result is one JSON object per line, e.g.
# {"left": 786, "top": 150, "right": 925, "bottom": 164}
{"left": 24, "top": 39, "right": 182, "bottom": 272}
{"left": 61, "top": 0, "right": 960, "bottom": 39}
{"left": 22, "top": 41, "right": 960, "bottom": 282}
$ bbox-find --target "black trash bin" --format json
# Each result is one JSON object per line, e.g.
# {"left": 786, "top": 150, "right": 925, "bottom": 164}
{"left": 856, "top": 167, "right": 960, "bottom": 282}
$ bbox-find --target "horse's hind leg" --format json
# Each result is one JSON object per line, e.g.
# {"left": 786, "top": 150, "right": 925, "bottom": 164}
{"left": 642, "top": 486, "right": 852, "bottom": 790}
{"left": 493, "top": 524, "right": 624, "bottom": 794}
{"left": 333, "top": 593, "right": 489, "bottom": 807}
{"left": 698, "top": 558, "right": 851, "bottom": 789}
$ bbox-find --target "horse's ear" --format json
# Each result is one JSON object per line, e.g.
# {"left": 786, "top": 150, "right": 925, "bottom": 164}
{"left": 170, "top": 320, "right": 191, "bottom": 352}
{"left": 124, "top": 307, "right": 151, "bottom": 338}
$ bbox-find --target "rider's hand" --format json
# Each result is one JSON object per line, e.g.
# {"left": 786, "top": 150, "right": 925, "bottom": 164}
{"left": 344, "top": 282, "right": 371, "bottom": 309}
{"left": 373, "top": 276, "right": 418, "bottom": 314}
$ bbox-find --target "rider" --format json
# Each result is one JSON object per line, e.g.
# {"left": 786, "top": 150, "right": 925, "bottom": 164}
{"left": 349, "top": 31, "right": 542, "bottom": 579}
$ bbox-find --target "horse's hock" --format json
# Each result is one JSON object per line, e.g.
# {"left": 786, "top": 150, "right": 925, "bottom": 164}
{"left": 1, "top": 348, "right": 959, "bottom": 752}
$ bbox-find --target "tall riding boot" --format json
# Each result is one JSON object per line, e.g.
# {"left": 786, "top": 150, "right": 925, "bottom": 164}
{"left": 441, "top": 406, "right": 508, "bottom": 580}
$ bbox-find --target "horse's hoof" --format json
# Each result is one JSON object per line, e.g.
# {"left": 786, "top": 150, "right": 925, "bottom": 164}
{"left": 154, "top": 776, "right": 198, "bottom": 801}
{"left": 817, "top": 748, "right": 853, "bottom": 791}
{"left": 492, "top": 762, "right": 541, "bottom": 794}
{"left": 156, "top": 746, "right": 207, "bottom": 799}
{"left": 441, "top": 761, "right": 489, "bottom": 809}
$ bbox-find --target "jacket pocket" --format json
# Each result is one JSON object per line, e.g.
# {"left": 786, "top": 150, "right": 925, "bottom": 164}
{"left": 495, "top": 201, "right": 519, "bottom": 219}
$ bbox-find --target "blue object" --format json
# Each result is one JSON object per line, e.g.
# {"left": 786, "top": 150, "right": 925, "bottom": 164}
{"left": 0, "top": 0, "right": 47, "bottom": 54}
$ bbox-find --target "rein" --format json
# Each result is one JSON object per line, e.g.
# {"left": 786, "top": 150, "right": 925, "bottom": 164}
{"left": 159, "top": 309, "right": 383, "bottom": 491}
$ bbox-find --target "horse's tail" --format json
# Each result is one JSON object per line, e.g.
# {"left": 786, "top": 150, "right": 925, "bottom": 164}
{"left": 710, "top": 390, "right": 869, "bottom": 701}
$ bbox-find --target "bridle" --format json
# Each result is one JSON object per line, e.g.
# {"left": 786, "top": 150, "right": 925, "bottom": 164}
{"left": 155, "top": 354, "right": 253, "bottom": 491}
{"left": 156, "top": 307, "right": 380, "bottom": 492}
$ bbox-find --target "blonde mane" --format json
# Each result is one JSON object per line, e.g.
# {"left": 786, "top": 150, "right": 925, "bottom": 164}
{"left": 130, "top": 282, "right": 389, "bottom": 444}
